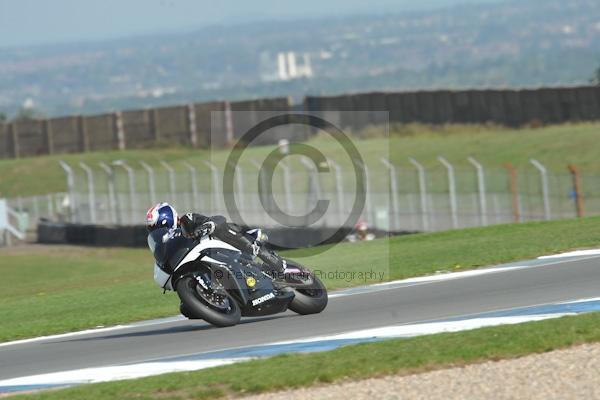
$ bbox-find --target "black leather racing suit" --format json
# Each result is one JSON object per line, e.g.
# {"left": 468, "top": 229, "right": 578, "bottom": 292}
{"left": 179, "top": 213, "right": 285, "bottom": 273}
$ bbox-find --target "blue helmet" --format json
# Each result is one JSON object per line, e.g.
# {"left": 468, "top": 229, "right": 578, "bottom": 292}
{"left": 146, "top": 202, "right": 178, "bottom": 232}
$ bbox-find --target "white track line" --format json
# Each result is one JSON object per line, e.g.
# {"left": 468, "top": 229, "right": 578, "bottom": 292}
{"left": 0, "top": 312, "right": 574, "bottom": 390}
{"left": 0, "top": 359, "right": 245, "bottom": 388}
{"left": 538, "top": 249, "right": 600, "bottom": 259}
{"left": 3, "top": 251, "right": 600, "bottom": 348}
{"left": 0, "top": 316, "right": 185, "bottom": 349}
{"left": 2, "top": 295, "right": 599, "bottom": 391}
{"left": 274, "top": 314, "right": 566, "bottom": 344}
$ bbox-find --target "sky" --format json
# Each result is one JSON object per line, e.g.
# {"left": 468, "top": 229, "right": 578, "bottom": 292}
{"left": 0, "top": 0, "right": 507, "bottom": 48}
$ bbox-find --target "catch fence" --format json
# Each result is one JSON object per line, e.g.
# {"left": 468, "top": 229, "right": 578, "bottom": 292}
{"left": 8, "top": 158, "right": 595, "bottom": 235}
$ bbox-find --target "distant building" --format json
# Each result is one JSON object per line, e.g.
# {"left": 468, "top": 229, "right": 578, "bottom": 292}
{"left": 260, "top": 51, "right": 313, "bottom": 82}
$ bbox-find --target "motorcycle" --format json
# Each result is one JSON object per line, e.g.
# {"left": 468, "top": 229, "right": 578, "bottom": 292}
{"left": 149, "top": 227, "right": 328, "bottom": 327}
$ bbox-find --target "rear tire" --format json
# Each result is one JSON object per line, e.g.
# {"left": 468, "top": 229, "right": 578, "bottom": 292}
{"left": 176, "top": 276, "right": 241, "bottom": 327}
{"left": 288, "top": 276, "right": 328, "bottom": 315}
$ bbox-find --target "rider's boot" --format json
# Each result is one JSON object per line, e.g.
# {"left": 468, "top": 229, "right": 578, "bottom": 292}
{"left": 220, "top": 227, "right": 286, "bottom": 274}
{"left": 257, "top": 247, "right": 287, "bottom": 277}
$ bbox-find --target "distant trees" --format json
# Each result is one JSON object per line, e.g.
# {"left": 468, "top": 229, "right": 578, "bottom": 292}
{"left": 0, "top": 112, "right": 6, "bottom": 123}
{"left": 13, "top": 107, "right": 44, "bottom": 121}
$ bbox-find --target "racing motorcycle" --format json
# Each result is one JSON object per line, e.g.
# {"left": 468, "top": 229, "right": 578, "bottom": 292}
{"left": 149, "top": 227, "right": 328, "bottom": 327}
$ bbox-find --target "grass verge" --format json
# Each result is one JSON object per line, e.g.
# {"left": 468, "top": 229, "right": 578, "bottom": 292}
{"left": 1, "top": 216, "right": 600, "bottom": 342}
{"left": 1, "top": 122, "right": 600, "bottom": 197}
{"left": 16, "top": 311, "right": 600, "bottom": 400}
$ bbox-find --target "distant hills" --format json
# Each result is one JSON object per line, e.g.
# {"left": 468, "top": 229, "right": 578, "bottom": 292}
{"left": 1, "top": 0, "right": 599, "bottom": 118}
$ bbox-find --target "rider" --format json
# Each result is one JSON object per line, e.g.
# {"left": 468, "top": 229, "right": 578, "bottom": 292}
{"left": 145, "top": 202, "right": 286, "bottom": 274}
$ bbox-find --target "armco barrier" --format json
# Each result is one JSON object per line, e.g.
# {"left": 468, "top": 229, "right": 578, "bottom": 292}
{"left": 37, "top": 221, "right": 406, "bottom": 249}
{"left": 37, "top": 220, "right": 68, "bottom": 244}
{"left": 4, "top": 86, "right": 600, "bottom": 159}
{"left": 38, "top": 221, "right": 148, "bottom": 247}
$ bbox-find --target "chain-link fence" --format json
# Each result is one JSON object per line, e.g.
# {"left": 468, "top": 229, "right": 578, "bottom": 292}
{"left": 3, "top": 158, "right": 587, "bottom": 234}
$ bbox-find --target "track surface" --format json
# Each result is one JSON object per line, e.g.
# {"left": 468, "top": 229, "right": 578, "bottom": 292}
{"left": 2, "top": 254, "right": 600, "bottom": 381}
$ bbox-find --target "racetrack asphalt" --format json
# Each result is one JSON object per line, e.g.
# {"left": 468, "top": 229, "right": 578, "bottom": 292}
{"left": 1, "top": 253, "right": 600, "bottom": 383}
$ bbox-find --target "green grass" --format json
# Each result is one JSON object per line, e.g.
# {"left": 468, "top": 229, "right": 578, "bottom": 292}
{"left": 0, "top": 246, "right": 180, "bottom": 342}
{"left": 2, "top": 122, "right": 600, "bottom": 197}
{"left": 2, "top": 216, "right": 600, "bottom": 342}
{"left": 16, "top": 311, "right": 600, "bottom": 400}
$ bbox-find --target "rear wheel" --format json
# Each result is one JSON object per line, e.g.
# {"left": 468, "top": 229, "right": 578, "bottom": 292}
{"left": 176, "top": 275, "right": 241, "bottom": 327}
{"left": 288, "top": 275, "right": 328, "bottom": 315}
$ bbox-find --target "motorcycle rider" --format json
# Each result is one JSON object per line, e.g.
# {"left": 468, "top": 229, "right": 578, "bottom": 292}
{"left": 145, "top": 202, "right": 287, "bottom": 275}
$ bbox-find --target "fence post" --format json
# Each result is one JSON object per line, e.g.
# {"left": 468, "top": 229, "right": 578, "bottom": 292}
{"left": 114, "top": 111, "right": 125, "bottom": 150}
{"left": 381, "top": 158, "right": 401, "bottom": 231}
{"left": 438, "top": 156, "right": 458, "bottom": 229}
{"left": 409, "top": 158, "right": 429, "bottom": 231}
{"left": 251, "top": 159, "right": 268, "bottom": 222}
{"left": 183, "top": 162, "right": 199, "bottom": 208}
{"left": 301, "top": 157, "right": 327, "bottom": 226}
{"left": 224, "top": 101, "right": 234, "bottom": 145}
{"left": 279, "top": 158, "right": 293, "bottom": 215}
{"left": 227, "top": 161, "right": 246, "bottom": 217}
{"left": 79, "top": 162, "right": 97, "bottom": 224}
{"left": 235, "top": 165, "right": 245, "bottom": 216}
{"left": 467, "top": 157, "right": 487, "bottom": 226}
{"left": 160, "top": 161, "right": 177, "bottom": 204}
{"left": 355, "top": 160, "right": 375, "bottom": 227}
{"left": 99, "top": 162, "right": 117, "bottom": 224}
{"left": 504, "top": 163, "right": 521, "bottom": 223}
{"left": 187, "top": 104, "right": 198, "bottom": 148}
{"left": 568, "top": 164, "right": 585, "bottom": 218}
{"left": 530, "top": 159, "right": 551, "bottom": 220}
{"left": 328, "top": 158, "right": 346, "bottom": 227}
{"left": 43, "top": 119, "right": 54, "bottom": 155}
{"left": 9, "top": 123, "right": 20, "bottom": 159}
{"left": 139, "top": 161, "right": 157, "bottom": 204}
{"left": 78, "top": 115, "right": 90, "bottom": 152}
{"left": 113, "top": 161, "right": 137, "bottom": 225}
{"left": 59, "top": 161, "right": 76, "bottom": 223}
{"left": 204, "top": 161, "right": 221, "bottom": 214}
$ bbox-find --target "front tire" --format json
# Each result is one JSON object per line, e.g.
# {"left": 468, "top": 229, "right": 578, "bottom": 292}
{"left": 288, "top": 275, "right": 328, "bottom": 315}
{"left": 176, "top": 276, "right": 241, "bottom": 327}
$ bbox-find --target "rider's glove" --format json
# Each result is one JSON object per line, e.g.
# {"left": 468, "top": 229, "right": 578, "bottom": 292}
{"left": 192, "top": 221, "right": 215, "bottom": 239}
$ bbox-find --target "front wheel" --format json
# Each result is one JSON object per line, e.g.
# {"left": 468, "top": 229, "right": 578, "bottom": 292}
{"left": 288, "top": 275, "right": 328, "bottom": 315}
{"left": 176, "top": 275, "right": 241, "bottom": 327}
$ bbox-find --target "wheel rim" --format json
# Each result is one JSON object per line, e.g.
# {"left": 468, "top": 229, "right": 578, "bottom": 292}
{"left": 189, "top": 278, "right": 234, "bottom": 313}
{"left": 295, "top": 278, "right": 325, "bottom": 298}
